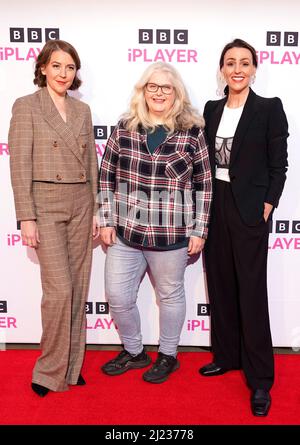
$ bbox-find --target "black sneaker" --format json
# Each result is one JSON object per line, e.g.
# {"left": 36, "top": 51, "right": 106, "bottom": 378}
{"left": 101, "top": 348, "right": 151, "bottom": 376}
{"left": 143, "top": 352, "right": 179, "bottom": 383}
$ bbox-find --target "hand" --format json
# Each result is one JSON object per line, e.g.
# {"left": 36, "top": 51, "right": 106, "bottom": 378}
{"left": 21, "top": 220, "right": 40, "bottom": 248}
{"left": 187, "top": 236, "right": 205, "bottom": 256}
{"left": 263, "top": 202, "right": 273, "bottom": 222}
{"left": 100, "top": 227, "right": 116, "bottom": 247}
{"left": 92, "top": 216, "right": 100, "bottom": 240}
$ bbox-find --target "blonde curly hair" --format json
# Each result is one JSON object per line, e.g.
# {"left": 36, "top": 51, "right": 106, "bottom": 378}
{"left": 122, "top": 62, "right": 204, "bottom": 133}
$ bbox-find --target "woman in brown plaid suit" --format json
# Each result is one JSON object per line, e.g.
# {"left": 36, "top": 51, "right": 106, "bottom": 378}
{"left": 8, "top": 40, "right": 99, "bottom": 396}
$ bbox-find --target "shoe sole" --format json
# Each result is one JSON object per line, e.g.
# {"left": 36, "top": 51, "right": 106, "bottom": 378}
{"left": 251, "top": 406, "right": 271, "bottom": 417}
{"left": 199, "top": 368, "right": 229, "bottom": 377}
{"left": 251, "top": 410, "right": 270, "bottom": 417}
{"left": 101, "top": 356, "right": 152, "bottom": 376}
{"left": 143, "top": 361, "right": 180, "bottom": 384}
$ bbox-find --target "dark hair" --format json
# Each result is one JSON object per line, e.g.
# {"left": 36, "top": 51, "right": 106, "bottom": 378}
{"left": 219, "top": 38, "right": 258, "bottom": 69}
{"left": 219, "top": 38, "right": 257, "bottom": 95}
{"left": 34, "top": 39, "right": 82, "bottom": 90}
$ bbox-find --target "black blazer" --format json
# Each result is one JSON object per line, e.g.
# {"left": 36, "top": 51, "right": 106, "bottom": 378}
{"left": 204, "top": 88, "right": 289, "bottom": 226}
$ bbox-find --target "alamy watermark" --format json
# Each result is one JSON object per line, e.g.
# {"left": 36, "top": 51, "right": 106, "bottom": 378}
{"left": 96, "top": 185, "right": 206, "bottom": 231}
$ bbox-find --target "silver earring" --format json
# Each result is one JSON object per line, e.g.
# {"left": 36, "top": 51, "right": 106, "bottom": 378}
{"left": 251, "top": 74, "right": 256, "bottom": 85}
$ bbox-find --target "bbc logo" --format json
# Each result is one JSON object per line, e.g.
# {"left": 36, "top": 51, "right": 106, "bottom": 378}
{"left": 270, "top": 220, "right": 300, "bottom": 234}
{"left": 139, "top": 29, "right": 188, "bottom": 44}
{"left": 266, "top": 31, "right": 298, "bottom": 46}
{"left": 94, "top": 126, "right": 115, "bottom": 140}
{"left": 86, "top": 302, "right": 109, "bottom": 314}
{"left": 0, "top": 301, "right": 8, "bottom": 313}
{"left": 10, "top": 27, "right": 59, "bottom": 43}
{"left": 197, "top": 304, "right": 210, "bottom": 316}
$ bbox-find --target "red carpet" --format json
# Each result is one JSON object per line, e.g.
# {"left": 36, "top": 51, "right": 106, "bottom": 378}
{"left": 0, "top": 350, "right": 300, "bottom": 425}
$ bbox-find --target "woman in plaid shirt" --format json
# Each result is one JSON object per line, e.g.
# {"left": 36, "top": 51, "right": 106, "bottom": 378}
{"left": 98, "top": 62, "right": 212, "bottom": 383}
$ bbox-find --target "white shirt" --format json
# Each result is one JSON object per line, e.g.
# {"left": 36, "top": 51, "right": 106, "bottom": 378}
{"left": 215, "top": 105, "right": 244, "bottom": 182}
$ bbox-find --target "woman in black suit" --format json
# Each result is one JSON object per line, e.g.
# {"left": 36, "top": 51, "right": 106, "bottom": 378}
{"left": 199, "top": 38, "right": 289, "bottom": 417}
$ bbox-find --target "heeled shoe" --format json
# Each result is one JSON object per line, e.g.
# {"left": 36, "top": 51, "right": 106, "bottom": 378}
{"left": 31, "top": 382, "right": 49, "bottom": 397}
{"left": 76, "top": 374, "right": 86, "bottom": 385}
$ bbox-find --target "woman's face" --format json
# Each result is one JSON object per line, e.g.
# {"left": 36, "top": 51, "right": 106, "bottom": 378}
{"left": 144, "top": 71, "right": 176, "bottom": 122}
{"left": 41, "top": 50, "right": 76, "bottom": 97}
{"left": 221, "top": 47, "right": 256, "bottom": 94}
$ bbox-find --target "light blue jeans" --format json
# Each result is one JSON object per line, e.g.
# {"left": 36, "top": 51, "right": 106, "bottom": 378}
{"left": 105, "top": 238, "right": 189, "bottom": 357}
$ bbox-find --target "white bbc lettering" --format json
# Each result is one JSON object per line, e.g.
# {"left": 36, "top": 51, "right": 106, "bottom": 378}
{"left": 12, "top": 29, "right": 22, "bottom": 40}
{"left": 29, "top": 30, "right": 40, "bottom": 41}
{"left": 270, "top": 34, "right": 279, "bottom": 44}
{"left": 176, "top": 32, "right": 185, "bottom": 42}
{"left": 142, "top": 31, "right": 151, "bottom": 41}
{"left": 279, "top": 222, "right": 287, "bottom": 232}
{"left": 47, "top": 30, "right": 57, "bottom": 40}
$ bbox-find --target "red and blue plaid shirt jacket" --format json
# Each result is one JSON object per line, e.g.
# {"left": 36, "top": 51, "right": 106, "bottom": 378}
{"left": 98, "top": 121, "right": 212, "bottom": 248}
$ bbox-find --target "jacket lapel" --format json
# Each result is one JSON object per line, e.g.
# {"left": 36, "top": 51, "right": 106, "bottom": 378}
{"left": 208, "top": 97, "right": 227, "bottom": 142}
{"left": 207, "top": 97, "right": 226, "bottom": 167}
{"left": 38, "top": 88, "right": 85, "bottom": 166}
{"left": 230, "top": 88, "right": 258, "bottom": 166}
{"left": 66, "top": 97, "right": 85, "bottom": 139}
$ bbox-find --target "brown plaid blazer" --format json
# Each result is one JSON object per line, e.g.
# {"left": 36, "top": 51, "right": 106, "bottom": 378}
{"left": 8, "top": 87, "right": 98, "bottom": 221}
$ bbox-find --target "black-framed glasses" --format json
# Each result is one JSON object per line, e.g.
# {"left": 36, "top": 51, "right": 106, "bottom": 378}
{"left": 145, "top": 83, "right": 174, "bottom": 95}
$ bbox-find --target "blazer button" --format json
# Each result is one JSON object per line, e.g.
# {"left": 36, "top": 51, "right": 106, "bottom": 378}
{"left": 81, "top": 143, "right": 87, "bottom": 149}
{"left": 56, "top": 174, "right": 62, "bottom": 181}
{"left": 53, "top": 141, "right": 58, "bottom": 147}
{"left": 80, "top": 173, "right": 85, "bottom": 180}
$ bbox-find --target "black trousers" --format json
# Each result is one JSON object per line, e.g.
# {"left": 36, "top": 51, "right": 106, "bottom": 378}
{"left": 205, "top": 180, "right": 274, "bottom": 391}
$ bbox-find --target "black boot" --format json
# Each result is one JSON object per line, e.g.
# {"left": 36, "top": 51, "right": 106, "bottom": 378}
{"left": 31, "top": 382, "right": 49, "bottom": 397}
{"left": 77, "top": 374, "right": 86, "bottom": 385}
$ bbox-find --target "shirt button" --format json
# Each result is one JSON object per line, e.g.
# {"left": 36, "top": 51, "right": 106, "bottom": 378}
{"left": 56, "top": 174, "right": 62, "bottom": 181}
{"left": 53, "top": 141, "right": 58, "bottom": 147}
{"left": 80, "top": 173, "right": 85, "bottom": 180}
{"left": 81, "top": 143, "right": 87, "bottom": 149}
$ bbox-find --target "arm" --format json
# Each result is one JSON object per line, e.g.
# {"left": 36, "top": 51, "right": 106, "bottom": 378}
{"left": 203, "top": 101, "right": 211, "bottom": 125}
{"left": 265, "top": 97, "right": 289, "bottom": 208}
{"left": 87, "top": 106, "right": 99, "bottom": 216}
{"left": 98, "top": 124, "right": 120, "bottom": 237}
{"left": 9, "top": 98, "right": 40, "bottom": 247}
{"left": 86, "top": 106, "right": 100, "bottom": 239}
{"left": 191, "top": 128, "right": 213, "bottom": 241}
{"left": 8, "top": 97, "right": 36, "bottom": 222}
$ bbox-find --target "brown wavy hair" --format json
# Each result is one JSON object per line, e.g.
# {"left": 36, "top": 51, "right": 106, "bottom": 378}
{"left": 33, "top": 39, "right": 82, "bottom": 90}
